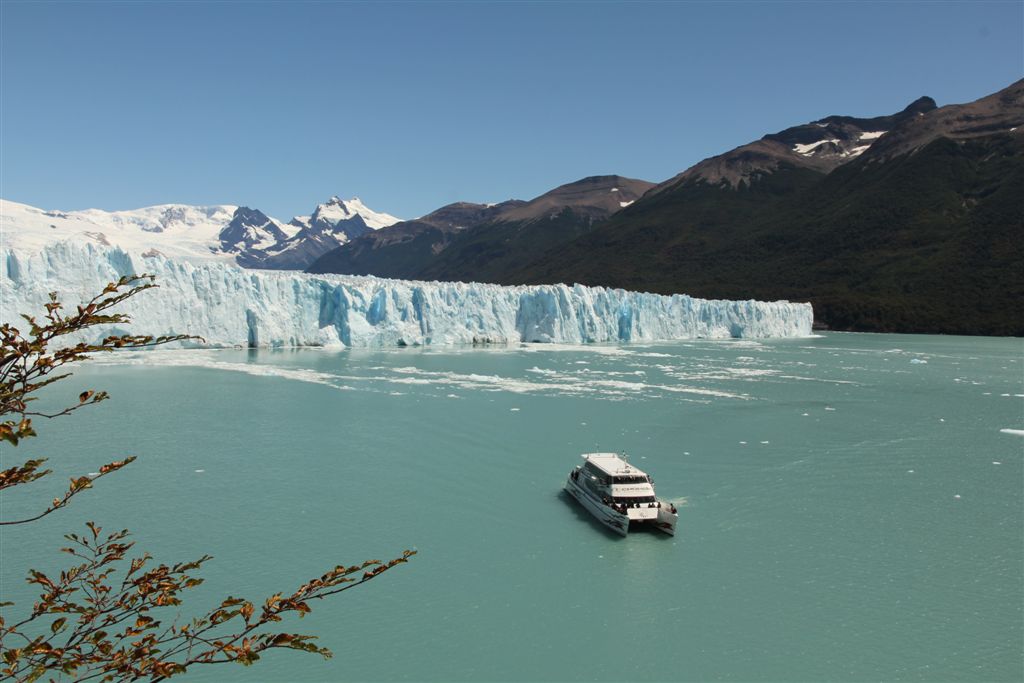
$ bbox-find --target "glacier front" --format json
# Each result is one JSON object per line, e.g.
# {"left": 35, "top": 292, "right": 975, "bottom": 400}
{"left": 1, "top": 242, "right": 813, "bottom": 347}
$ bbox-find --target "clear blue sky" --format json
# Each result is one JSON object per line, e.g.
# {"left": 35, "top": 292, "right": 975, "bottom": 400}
{"left": 2, "top": 0, "right": 1021, "bottom": 221}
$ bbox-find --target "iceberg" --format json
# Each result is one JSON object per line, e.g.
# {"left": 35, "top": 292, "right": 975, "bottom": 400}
{"left": 1, "top": 242, "right": 813, "bottom": 347}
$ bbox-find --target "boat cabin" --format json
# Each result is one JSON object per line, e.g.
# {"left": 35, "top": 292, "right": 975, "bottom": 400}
{"left": 575, "top": 453, "right": 657, "bottom": 504}
{"left": 580, "top": 452, "right": 648, "bottom": 481}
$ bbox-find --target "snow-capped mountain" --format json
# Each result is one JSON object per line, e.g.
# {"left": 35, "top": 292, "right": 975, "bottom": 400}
{"left": 245, "top": 197, "right": 401, "bottom": 270}
{"left": 511, "top": 79, "right": 1024, "bottom": 335}
{"left": 292, "top": 196, "right": 400, "bottom": 232}
{"left": 218, "top": 207, "right": 293, "bottom": 255}
{"left": 0, "top": 195, "right": 401, "bottom": 271}
{"left": 0, "top": 200, "right": 240, "bottom": 262}
{"left": 661, "top": 95, "right": 937, "bottom": 189}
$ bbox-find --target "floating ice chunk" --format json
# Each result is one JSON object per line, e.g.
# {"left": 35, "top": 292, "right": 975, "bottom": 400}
{"left": 194, "top": 469, "right": 205, "bottom": 473}
{"left": 88, "top": 472, "right": 101, "bottom": 477}
{"left": 510, "top": 408, "right": 520, "bottom": 412}
{"left": 1000, "top": 428, "right": 1024, "bottom": 436}
{"left": 739, "top": 441, "right": 747, "bottom": 445}
{"left": 910, "top": 358, "right": 928, "bottom": 364}
{"left": 824, "top": 407, "right": 836, "bottom": 411}
{"left": 801, "top": 412, "right": 809, "bottom": 416}
{"left": 907, "top": 470, "right": 914, "bottom": 473}
{"left": 760, "top": 441, "right": 770, "bottom": 444}
{"left": 992, "top": 461, "right": 1002, "bottom": 465}
{"left": 953, "top": 494, "right": 961, "bottom": 500}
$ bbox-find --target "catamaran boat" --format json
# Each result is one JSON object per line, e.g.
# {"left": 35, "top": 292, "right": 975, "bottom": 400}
{"left": 565, "top": 452, "right": 678, "bottom": 537}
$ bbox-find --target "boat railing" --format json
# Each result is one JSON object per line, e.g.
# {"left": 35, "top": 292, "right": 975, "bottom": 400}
{"left": 603, "top": 499, "right": 665, "bottom": 514}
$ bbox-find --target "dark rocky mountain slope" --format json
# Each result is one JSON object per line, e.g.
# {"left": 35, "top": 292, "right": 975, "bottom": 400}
{"left": 508, "top": 80, "right": 1024, "bottom": 335}
{"left": 305, "top": 200, "right": 524, "bottom": 279}
{"left": 307, "top": 175, "right": 653, "bottom": 280}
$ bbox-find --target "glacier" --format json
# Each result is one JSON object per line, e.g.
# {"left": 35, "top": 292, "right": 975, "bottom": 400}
{"left": 1, "top": 242, "right": 813, "bottom": 347}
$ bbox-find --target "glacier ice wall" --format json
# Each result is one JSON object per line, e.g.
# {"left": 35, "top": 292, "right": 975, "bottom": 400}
{"left": 1, "top": 242, "right": 813, "bottom": 347}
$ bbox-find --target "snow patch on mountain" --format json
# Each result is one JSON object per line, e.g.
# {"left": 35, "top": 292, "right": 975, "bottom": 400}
{"left": 1, "top": 242, "right": 814, "bottom": 348}
{"left": 793, "top": 139, "right": 841, "bottom": 156}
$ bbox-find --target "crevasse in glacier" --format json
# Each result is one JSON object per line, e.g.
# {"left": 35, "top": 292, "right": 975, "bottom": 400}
{"left": 1, "top": 242, "right": 813, "bottom": 347}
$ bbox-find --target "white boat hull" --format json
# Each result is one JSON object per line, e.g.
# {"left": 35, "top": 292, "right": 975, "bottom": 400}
{"left": 565, "top": 454, "right": 679, "bottom": 537}
{"left": 565, "top": 475, "right": 629, "bottom": 536}
{"left": 655, "top": 504, "right": 678, "bottom": 536}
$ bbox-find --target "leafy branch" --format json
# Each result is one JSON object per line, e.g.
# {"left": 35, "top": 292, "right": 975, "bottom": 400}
{"left": 0, "top": 523, "right": 415, "bottom": 681}
{"left": 0, "top": 458, "right": 134, "bottom": 527}
{"left": 0, "top": 276, "right": 414, "bottom": 680}
{"left": 0, "top": 275, "right": 195, "bottom": 523}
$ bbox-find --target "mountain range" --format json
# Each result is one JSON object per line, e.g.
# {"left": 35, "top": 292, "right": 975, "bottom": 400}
{"left": 0, "top": 196, "right": 401, "bottom": 269}
{"left": 506, "top": 80, "right": 1023, "bottom": 335}
{"left": 4, "top": 79, "right": 1021, "bottom": 335}
{"left": 306, "top": 175, "right": 654, "bottom": 281}
{"left": 310, "top": 79, "right": 1023, "bottom": 335}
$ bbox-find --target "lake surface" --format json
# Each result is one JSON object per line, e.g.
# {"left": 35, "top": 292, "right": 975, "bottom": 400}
{"left": 2, "top": 333, "right": 1021, "bottom": 681}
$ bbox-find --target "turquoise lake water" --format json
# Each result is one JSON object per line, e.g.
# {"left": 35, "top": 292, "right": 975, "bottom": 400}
{"left": 1, "top": 333, "right": 1021, "bottom": 681}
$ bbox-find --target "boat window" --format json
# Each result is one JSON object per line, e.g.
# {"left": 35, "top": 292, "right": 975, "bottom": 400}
{"left": 614, "top": 475, "right": 649, "bottom": 484}
{"left": 583, "top": 462, "right": 609, "bottom": 484}
{"left": 613, "top": 495, "right": 657, "bottom": 504}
